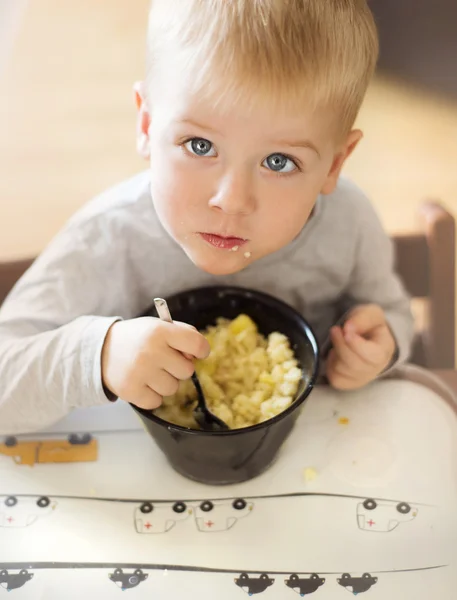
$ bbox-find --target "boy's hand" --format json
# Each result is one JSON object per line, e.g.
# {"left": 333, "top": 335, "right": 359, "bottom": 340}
{"left": 326, "top": 304, "right": 397, "bottom": 390}
{"left": 101, "top": 318, "right": 210, "bottom": 409}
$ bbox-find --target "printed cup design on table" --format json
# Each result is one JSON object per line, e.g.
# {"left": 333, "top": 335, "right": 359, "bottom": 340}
{"left": 284, "top": 573, "right": 326, "bottom": 596}
{"left": 134, "top": 501, "right": 192, "bottom": 533}
{"left": 357, "top": 498, "right": 418, "bottom": 532}
{"left": 0, "top": 569, "right": 34, "bottom": 592}
{"left": 0, "top": 495, "right": 57, "bottom": 528}
{"left": 194, "top": 498, "right": 254, "bottom": 532}
{"left": 234, "top": 573, "right": 275, "bottom": 595}
{"left": 108, "top": 568, "right": 148, "bottom": 590}
{"left": 337, "top": 573, "right": 378, "bottom": 594}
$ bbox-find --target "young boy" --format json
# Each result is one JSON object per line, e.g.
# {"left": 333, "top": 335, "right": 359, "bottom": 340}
{"left": 0, "top": 0, "right": 414, "bottom": 435}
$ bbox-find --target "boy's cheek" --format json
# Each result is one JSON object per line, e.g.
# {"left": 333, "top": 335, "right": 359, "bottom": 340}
{"left": 149, "top": 175, "right": 204, "bottom": 244}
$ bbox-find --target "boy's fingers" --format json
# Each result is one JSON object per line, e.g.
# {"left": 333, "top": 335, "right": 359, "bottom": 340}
{"left": 170, "top": 322, "right": 199, "bottom": 361}
{"left": 146, "top": 369, "right": 179, "bottom": 398}
{"left": 370, "top": 323, "right": 396, "bottom": 351}
{"left": 330, "top": 327, "right": 373, "bottom": 374}
{"left": 326, "top": 351, "right": 367, "bottom": 390}
{"left": 343, "top": 326, "right": 389, "bottom": 366}
{"left": 326, "top": 350, "right": 353, "bottom": 379}
{"left": 164, "top": 322, "right": 210, "bottom": 359}
{"left": 134, "top": 386, "right": 163, "bottom": 410}
{"left": 344, "top": 304, "right": 385, "bottom": 336}
{"left": 162, "top": 347, "right": 196, "bottom": 380}
{"left": 174, "top": 320, "right": 197, "bottom": 331}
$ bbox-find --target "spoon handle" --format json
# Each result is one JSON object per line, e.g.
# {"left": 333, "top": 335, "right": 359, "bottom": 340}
{"left": 153, "top": 297, "right": 201, "bottom": 394}
{"left": 154, "top": 297, "right": 173, "bottom": 323}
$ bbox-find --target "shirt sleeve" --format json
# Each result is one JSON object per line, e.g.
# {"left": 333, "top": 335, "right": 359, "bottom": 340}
{"left": 0, "top": 223, "right": 124, "bottom": 435}
{"left": 339, "top": 200, "right": 415, "bottom": 369}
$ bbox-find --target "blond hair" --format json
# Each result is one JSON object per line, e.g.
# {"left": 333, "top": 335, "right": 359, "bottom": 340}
{"left": 146, "top": 0, "right": 379, "bottom": 135}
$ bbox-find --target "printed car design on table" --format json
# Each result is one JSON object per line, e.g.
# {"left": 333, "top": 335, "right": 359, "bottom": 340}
{"left": 357, "top": 498, "right": 418, "bottom": 532}
{"left": 234, "top": 573, "right": 275, "bottom": 595}
{"left": 0, "top": 434, "right": 97, "bottom": 466}
{"left": 0, "top": 495, "right": 57, "bottom": 528}
{"left": 108, "top": 568, "right": 148, "bottom": 590}
{"left": 135, "top": 498, "right": 254, "bottom": 533}
{"left": 285, "top": 573, "right": 326, "bottom": 596}
{"left": 0, "top": 569, "right": 33, "bottom": 591}
{"left": 134, "top": 500, "right": 192, "bottom": 533}
{"left": 337, "top": 573, "right": 378, "bottom": 594}
{"left": 193, "top": 498, "right": 253, "bottom": 532}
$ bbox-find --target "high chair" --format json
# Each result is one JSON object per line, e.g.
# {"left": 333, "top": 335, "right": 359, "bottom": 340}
{"left": 392, "top": 202, "right": 455, "bottom": 369}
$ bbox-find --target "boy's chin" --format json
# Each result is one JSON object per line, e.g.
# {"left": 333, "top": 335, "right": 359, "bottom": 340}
{"left": 187, "top": 250, "right": 248, "bottom": 276}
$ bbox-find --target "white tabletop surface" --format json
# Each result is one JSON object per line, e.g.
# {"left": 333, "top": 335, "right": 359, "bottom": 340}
{"left": 1, "top": 370, "right": 456, "bottom": 599}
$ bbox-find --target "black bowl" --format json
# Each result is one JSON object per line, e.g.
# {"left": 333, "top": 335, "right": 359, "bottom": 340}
{"left": 132, "top": 286, "right": 319, "bottom": 485}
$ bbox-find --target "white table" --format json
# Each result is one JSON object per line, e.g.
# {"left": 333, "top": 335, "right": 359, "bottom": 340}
{"left": 1, "top": 367, "right": 456, "bottom": 598}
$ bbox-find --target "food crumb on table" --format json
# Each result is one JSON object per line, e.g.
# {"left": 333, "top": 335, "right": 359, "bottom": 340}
{"left": 303, "top": 467, "right": 318, "bottom": 482}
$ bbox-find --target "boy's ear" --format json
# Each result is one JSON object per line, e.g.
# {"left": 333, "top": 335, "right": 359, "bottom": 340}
{"left": 134, "top": 81, "right": 151, "bottom": 160}
{"left": 320, "top": 129, "right": 363, "bottom": 195}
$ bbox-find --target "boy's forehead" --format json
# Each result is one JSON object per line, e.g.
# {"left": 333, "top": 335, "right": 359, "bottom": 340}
{"left": 150, "top": 70, "right": 337, "bottom": 146}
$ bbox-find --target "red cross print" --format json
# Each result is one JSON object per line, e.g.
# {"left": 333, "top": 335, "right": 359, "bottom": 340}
{"left": 367, "top": 520, "right": 376, "bottom": 527}
{"left": 6, "top": 516, "right": 14, "bottom": 524}
{"left": 205, "top": 521, "right": 214, "bottom": 528}
{"left": 144, "top": 522, "right": 152, "bottom": 530}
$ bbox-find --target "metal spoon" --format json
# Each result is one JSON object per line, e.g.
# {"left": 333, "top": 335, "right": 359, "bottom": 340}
{"left": 153, "top": 298, "right": 229, "bottom": 432}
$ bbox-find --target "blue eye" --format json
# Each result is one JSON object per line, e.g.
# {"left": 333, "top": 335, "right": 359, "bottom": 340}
{"left": 263, "top": 153, "right": 297, "bottom": 173}
{"left": 184, "top": 138, "right": 217, "bottom": 157}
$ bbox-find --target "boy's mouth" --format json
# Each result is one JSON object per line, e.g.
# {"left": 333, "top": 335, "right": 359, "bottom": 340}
{"left": 199, "top": 233, "right": 248, "bottom": 251}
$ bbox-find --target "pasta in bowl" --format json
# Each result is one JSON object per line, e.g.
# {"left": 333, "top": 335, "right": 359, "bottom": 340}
{"left": 155, "top": 314, "right": 304, "bottom": 430}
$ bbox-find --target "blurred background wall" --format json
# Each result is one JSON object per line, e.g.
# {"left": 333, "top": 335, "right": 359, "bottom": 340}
{"left": 372, "top": 0, "right": 457, "bottom": 98}
{"left": 0, "top": 0, "right": 456, "bottom": 260}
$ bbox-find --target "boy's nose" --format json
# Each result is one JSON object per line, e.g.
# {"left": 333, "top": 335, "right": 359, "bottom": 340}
{"left": 209, "top": 171, "right": 256, "bottom": 216}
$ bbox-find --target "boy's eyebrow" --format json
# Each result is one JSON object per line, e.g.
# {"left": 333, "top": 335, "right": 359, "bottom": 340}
{"left": 273, "top": 138, "right": 321, "bottom": 158}
{"left": 178, "top": 118, "right": 218, "bottom": 133}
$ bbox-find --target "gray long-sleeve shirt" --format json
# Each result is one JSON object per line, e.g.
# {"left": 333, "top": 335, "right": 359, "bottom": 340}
{"left": 0, "top": 171, "right": 414, "bottom": 434}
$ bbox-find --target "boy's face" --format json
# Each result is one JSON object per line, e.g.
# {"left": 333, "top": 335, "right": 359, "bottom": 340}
{"left": 135, "top": 73, "right": 361, "bottom": 276}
